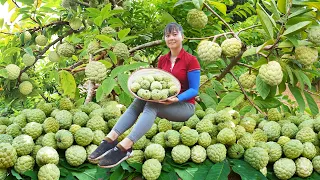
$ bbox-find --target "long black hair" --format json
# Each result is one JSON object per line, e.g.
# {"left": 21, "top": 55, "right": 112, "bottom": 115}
{"left": 164, "top": 22, "right": 184, "bottom": 36}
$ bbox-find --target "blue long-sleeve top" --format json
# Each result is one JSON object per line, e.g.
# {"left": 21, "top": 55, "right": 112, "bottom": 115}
{"left": 177, "top": 70, "right": 200, "bottom": 101}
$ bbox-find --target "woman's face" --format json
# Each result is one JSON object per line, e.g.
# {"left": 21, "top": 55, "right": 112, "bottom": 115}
{"left": 164, "top": 30, "right": 184, "bottom": 50}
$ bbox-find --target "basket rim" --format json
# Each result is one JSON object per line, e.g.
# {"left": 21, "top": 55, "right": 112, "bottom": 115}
{"left": 127, "top": 68, "right": 181, "bottom": 102}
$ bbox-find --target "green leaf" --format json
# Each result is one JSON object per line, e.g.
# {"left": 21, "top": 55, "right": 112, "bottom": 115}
{"left": 59, "top": 70, "right": 76, "bottom": 99}
{"left": 94, "top": 16, "right": 103, "bottom": 27}
{"left": 253, "top": 57, "right": 267, "bottom": 68}
{"left": 0, "top": 18, "right": 3, "bottom": 27}
{"left": 108, "top": 51, "right": 117, "bottom": 65}
{"left": 86, "top": 8, "right": 101, "bottom": 18}
{"left": 98, "top": 60, "right": 113, "bottom": 69}
{"left": 254, "top": 97, "right": 282, "bottom": 109}
{"left": 160, "top": 11, "right": 176, "bottom": 24}
{"left": 119, "top": 92, "right": 132, "bottom": 107}
{"left": 120, "top": 35, "right": 138, "bottom": 43}
{"left": 242, "top": 47, "right": 257, "bottom": 57}
{"left": 101, "top": 4, "right": 112, "bottom": 20}
{"left": 110, "top": 166, "right": 125, "bottom": 180}
{"left": 298, "top": 70, "right": 311, "bottom": 89}
{"left": 229, "top": 159, "right": 267, "bottom": 180}
{"left": 199, "top": 93, "right": 217, "bottom": 109}
{"left": 288, "top": 85, "right": 305, "bottom": 113}
{"left": 74, "top": 97, "right": 85, "bottom": 107}
{"left": 283, "top": 21, "right": 311, "bottom": 36}
{"left": 285, "top": 65, "right": 294, "bottom": 85}
{"left": 240, "top": 105, "right": 256, "bottom": 116}
{"left": 293, "top": 69, "right": 305, "bottom": 91}
{"left": 174, "top": 0, "right": 193, "bottom": 7}
{"left": 72, "top": 168, "right": 96, "bottom": 180}
{"left": 212, "top": 80, "right": 226, "bottom": 95}
{"left": 118, "top": 73, "right": 132, "bottom": 97}
{"left": 257, "top": 4, "right": 274, "bottom": 39}
{"left": 269, "top": 0, "right": 280, "bottom": 20}
{"left": 304, "top": 91, "right": 319, "bottom": 116}
{"left": 23, "top": 170, "right": 37, "bottom": 180}
{"left": 158, "top": 171, "right": 179, "bottom": 180}
{"left": 208, "top": 1, "right": 227, "bottom": 15}
{"left": 256, "top": 76, "right": 270, "bottom": 100}
{"left": 11, "top": 169, "right": 23, "bottom": 180}
{"left": 216, "top": 92, "right": 244, "bottom": 111}
{"left": 193, "top": 164, "right": 210, "bottom": 179}
{"left": 110, "top": 63, "right": 148, "bottom": 79}
{"left": 118, "top": 28, "right": 131, "bottom": 40}
{"left": 206, "top": 160, "right": 230, "bottom": 180}
{"left": 3, "top": 47, "right": 21, "bottom": 58}
{"left": 95, "top": 167, "right": 109, "bottom": 179}
{"left": 24, "top": 47, "right": 33, "bottom": 55}
{"left": 192, "top": 0, "right": 202, "bottom": 9}
{"left": 96, "top": 85, "right": 104, "bottom": 102}
{"left": 277, "top": 0, "right": 288, "bottom": 14}
{"left": 174, "top": 167, "right": 198, "bottom": 180}
{"left": 289, "top": 8, "right": 313, "bottom": 19}
{"left": 128, "top": 163, "right": 142, "bottom": 173}
{"left": 0, "top": 68, "right": 8, "bottom": 78}
{"left": 95, "top": 35, "right": 114, "bottom": 44}
{"left": 101, "top": 77, "right": 117, "bottom": 96}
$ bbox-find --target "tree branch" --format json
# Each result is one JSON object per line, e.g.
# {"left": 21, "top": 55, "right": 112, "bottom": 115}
{"left": 76, "top": 0, "right": 89, "bottom": 6}
{"left": 29, "top": 21, "right": 69, "bottom": 33}
{"left": 216, "top": 45, "right": 247, "bottom": 81}
{"left": 229, "top": 71, "right": 265, "bottom": 116}
{"left": 129, "top": 40, "right": 163, "bottom": 53}
{"left": 0, "top": 32, "right": 14, "bottom": 35}
{"left": 203, "top": 2, "right": 235, "bottom": 35}
{"left": 12, "top": 0, "right": 20, "bottom": 8}
{"left": 237, "top": 62, "right": 257, "bottom": 70}
{"left": 236, "top": 25, "right": 261, "bottom": 35}
{"left": 85, "top": 54, "right": 96, "bottom": 104}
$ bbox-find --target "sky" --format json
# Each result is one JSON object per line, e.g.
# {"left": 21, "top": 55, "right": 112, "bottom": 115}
{"left": 0, "top": 4, "right": 10, "bottom": 24}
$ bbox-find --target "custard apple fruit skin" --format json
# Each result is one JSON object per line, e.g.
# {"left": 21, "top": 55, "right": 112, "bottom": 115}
{"left": 158, "top": 119, "right": 172, "bottom": 132}
{"left": 237, "top": 132, "right": 255, "bottom": 149}
{"left": 273, "top": 158, "right": 296, "bottom": 180}
{"left": 277, "top": 136, "right": 291, "bottom": 146}
{"left": 73, "top": 111, "right": 89, "bottom": 126}
{"left": 57, "top": 43, "right": 75, "bottom": 57}
{"left": 171, "top": 145, "right": 190, "bottom": 164}
{"left": 302, "top": 142, "right": 316, "bottom": 159}
{"left": 239, "top": 72, "right": 256, "bottom": 89}
{"left": 207, "top": 143, "right": 227, "bottom": 163}
{"left": 198, "top": 132, "right": 211, "bottom": 148}
{"left": 55, "top": 130, "right": 74, "bottom": 149}
{"left": 69, "top": 18, "right": 82, "bottom": 30}
{"left": 197, "top": 40, "right": 222, "bottom": 62}
{"left": 55, "top": 110, "right": 73, "bottom": 129}
{"left": 21, "top": 31, "right": 31, "bottom": 43}
{"left": 266, "top": 142, "right": 282, "bottom": 163}
{"left": 252, "top": 129, "right": 268, "bottom": 142}
{"left": 127, "top": 150, "right": 144, "bottom": 164}
{"left": 0, "top": 169, "right": 6, "bottom": 180}
{"left": 0, "top": 143, "right": 17, "bottom": 168}
{"left": 5, "top": 64, "right": 20, "bottom": 80}
{"left": 22, "top": 54, "right": 35, "bottom": 66}
{"left": 296, "top": 127, "right": 316, "bottom": 143}
{"left": 14, "top": 155, "right": 35, "bottom": 174}
{"left": 217, "top": 128, "right": 236, "bottom": 145}
{"left": 86, "top": 115, "right": 106, "bottom": 131}
{"left": 295, "top": 46, "right": 318, "bottom": 66}
{"left": 268, "top": 108, "right": 282, "bottom": 121}
{"left": 181, "top": 129, "right": 199, "bottom": 146}
{"left": 130, "top": 82, "right": 141, "bottom": 93}
{"left": 113, "top": 43, "right": 129, "bottom": 60}
{"left": 38, "top": 163, "right": 60, "bottom": 180}
{"left": 23, "top": 122, "right": 43, "bottom": 139}
{"left": 244, "top": 147, "right": 269, "bottom": 170}
{"left": 142, "top": 159, "right": 162, "bottom": 180}
{"left": 144, "top": 144, "right": 165, "bottom": 162}
{"left": 295, "top": 157, "right": 313, "bottom": 178}
{"left": 26, "top": 109, "right": 46, "bottom": 123}
{"left": 263, "top": 121, "right": 281, "bottom": 141}
{"left": 87, "top": 40, "right": 100, "bottom": 54}
{"left": 187, "top": 9, "right": 208, "bottom": 29}
{"left": 42, "top": 133, "right": 57, "bottom": 149}
{"left": 221, "top": 38, "right": 242, "bottom": 57}
{"left": 6, "top": 124, "right": 21, "bottom": 138}
{"left": 65, "top": 145, "right": 87, "bottom": 166}
{"left": 36, "top": 146, "right": 59, "bottom": 167}
{"left": 137, "top": 89, "right": 151, "bottom": 100}
{"left": 101, "top": 26, "right": 116, "bottom": 35}
{"left": 85, "top": 61, "right": 107, "bottom": 82}
{"left": 20, "top": 72, "right": 29, "bottom": 81}
{"left": 75, "top": 127, "right": 94, "bottom": 146}
{"left": 281, "top": 123, "right": 298, "bottom": 138}
{"left": 164, "top": 130, "right": 180, "bottom": 147}
{"left": 43, "top": 117, "right": 60, "bottom": 133}
{"left": 258, "top": 61, "right": 283, "bottom": 86}
{"left": 191, "top": 145, "right": 207, "bottom": 163}
{"left": 35, "top": 35, "right": 48, "bottom": 46}
{"left": 145, "top": 124, "right": 158, "bottom": 138}
{"left": 312, "top": 156, "right": 320, "bottom": 173}
{"left": 12, "top": 135, "right": 34, "bottom": 156}
{"left": 48, "top": 51, "right": 60, "bottom": 62}
{"left": 196, "top": 119, "right": 213, "bottom": 133}
{"left": 283, "top": 139, "right": 303, "bottom": 159}
{"left": 227, "top": 144, "right": 244, "bottom": 159}
{"left": 19, "top": 81, "right": 33, "bottom": 95}
{"left": 308, "top": 26, "right": 320, "bottom": 45}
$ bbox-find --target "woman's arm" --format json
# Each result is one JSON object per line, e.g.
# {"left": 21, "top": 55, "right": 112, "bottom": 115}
{"left": 177, "top": 70, "right": 200, "bottom": 101}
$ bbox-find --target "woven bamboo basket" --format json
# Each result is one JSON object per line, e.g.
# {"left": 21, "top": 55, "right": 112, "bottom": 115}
{"left": 127, "top": 68, "right": 181, "bottom": 102}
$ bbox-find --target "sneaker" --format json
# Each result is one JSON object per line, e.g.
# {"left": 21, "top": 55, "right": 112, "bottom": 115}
{"left": 98, "top": 146, "right": 133, "bottom": 168}
{"left": 88, "top": 139, "right": 118, "bottom": 161}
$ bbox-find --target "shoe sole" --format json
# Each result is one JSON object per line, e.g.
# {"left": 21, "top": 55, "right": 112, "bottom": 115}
{"left": 88, "top": 148, "right": 113, "bottom": 161}
{"left": 98, "top": 152, "right": 133, "bottom": 169}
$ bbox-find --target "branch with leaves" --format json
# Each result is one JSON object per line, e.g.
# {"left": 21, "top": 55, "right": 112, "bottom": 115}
{"left": 28, "top": 21, "right": 69, "bottom": 33}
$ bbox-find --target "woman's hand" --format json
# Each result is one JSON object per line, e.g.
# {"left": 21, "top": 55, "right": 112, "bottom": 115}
{"left": 158, "top": 96, "right": 179, "bottom": 105}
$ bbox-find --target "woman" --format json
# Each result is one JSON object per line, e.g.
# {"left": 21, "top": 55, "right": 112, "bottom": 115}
{"left": 89, "top": 22, "right": 201, "bottom": 168}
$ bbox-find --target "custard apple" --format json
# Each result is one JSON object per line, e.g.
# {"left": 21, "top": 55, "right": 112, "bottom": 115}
{"left": 145, "top": 124, "right": 158, "bottom": 138}
{"left": 38, "top": 163, "right": 60, "bottom": 180}
{"left": 6, "top": 124, "right": 21, "bottom": 138}
{"left": 137, "top": 89, "right": 151, "bottom": 99}
{"left": 181, "top": 129, "right": 199, "bottom": 146}
{"left": 198, "top": 132, "right": 211, "bottom": 148}
{"left": 266, "top": 142, "right": 282, "bottom": 163}
{"left": 20, "top": 72, "right": 29, "bottom": 81}
{"left": 142, "top": 159, "right": 162, "bottom": 180}
{"left": 277, "top": 136, "right": 291, "bottom": 146}
{"left": 268, "top": 108, "right": 282, "bottom": 121}
{"left": 302, "top": 142, "right": 316, "bottom": 159}
{"left": 126, "top": 150, "right": 144, "bottom": 164}
{"left": 164, "top": 130, "right": 180, "bottom": 147}
{"left": 113, "top": 43, "right": 129, "bottom": 59}
{"left": 55, "top": 110, "right": 73, "bottom": 129}
{"left": 69, "top": 124, "right": 81, "bottom": 135}
{"left": 239, "top": 72, "right": 256, "bottom": 89}
{"left": 42, "top": 133, "right": 57, "bottom": 149}
{"left": 221, "top": 38, "right": 242, "bottom": 57}
{"left": 191, "top": 145, "right": 206, "bottom": 163}
{"left": 57, "top": 43, "right": 75, "bottom": 57}
{"left": 48, "top": 51, "right": 60, "bottom": 62}
{"left": 227, "top": 144, "right": 244, "bottom": 159}
{"left": 295, "top": 46, "right": 318, "bottom": 66}
{"left": 69, "top": 18, "right": 82, "bottom": 30}
{"left": 158, "top": 119, "right": 172, "bottom": 132}
{"left": 258, "top": 61, "right": 283, "bottom": 86}
{"left": 0, "top": 143, "right": 17, "bottom": 168}
{"left": 14, "top": 155, "right": 34, "bottom": 174}
{"left": 273, "top": 158, "right": 296, "bottom": 180}
{"left": 207, "top": 143, "right": 227, "bottom": 163}
{"left": 43, "top": 117, "right": 59, "bottom": 133}
{"left": 5, "top": 64, "right": 20, "bottom": 80}
{"left": 308, "top": 26, "right": 320, "bottom": 45}
{"left": 281, "top": 123, "right": 298, "bottom": 138}
{"left": 55, "top": 130, "right": 73, "bottom": 149}
{"left": 171, "top": 145, "right": 190, "bottom": 164}
{"left": 144, "top": 144, "right": 165, "bottom": 162}
{"left": 23, "top": 122, "right": 43, "bottom": 139}
{"left": 22, "top": 54, "right": 35, "bottom": 66}
{"left": 263, "top": 121, "right": 281, "bottom": 141}
{"left": 75, "top": 127, "right": 93, "bottom": 146}
{"left": 197, "top": 40, "right": 222, "bottom": 62}
{"left": 244, "top": 147, "right": 269, "bottom": 170}
{"left": 217, "top": 128, "right": 236, "bottom": 145}
{"left": 85, "top": 61, "right": 107, "bottom": 82}
{"left": 25, "top": 109, "right": 46, "bottom": 123}
{"left": 101, "top": 26, "right": 116, "bottom": 35}
{"left": 86, "top": 115, "right": 106, "bottom": 131}
{"left": 296, "top": 127, "right": 316, "bottom": 143}
{"left": 87, "top": 40, "right": 100, "bottom": 54}
{"left": 35, "top": 35, "right": 48, "bottom": 46}
{"left": 12, "top": 135, "right": 34, "bottom": 156}
{"left": 312, "top": 156, "right": 320, "bottom": 173}
{"left": 130, "top": 82, "right": 141, "bottom": 92}
{"left": 65, "top": 145, "right": 87, "bottom": 166}
{"left": 36, "top": 146, "right": 59, "bottom": 166}
{"left": 283, "top": 139, "right": 303, "bottom": 159}
{"left": 295, "top": 157, "right": 313, "bottom": 178}
{"left": 21, "top": 31, "right": 31, "bottom": 43}
{"left": 237, "top": 132, "right": 255, "bottom": 149}
{"left": 19, "top": 81, "right": 33, "bottom": 95}
{"left": 187, "top": 9, "right": 208, "bottom": 29}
